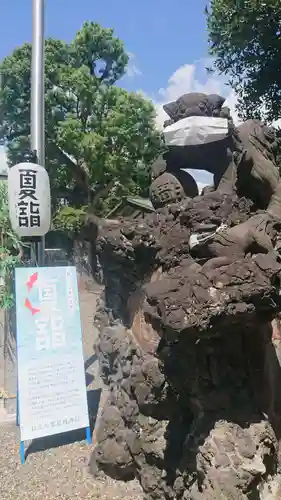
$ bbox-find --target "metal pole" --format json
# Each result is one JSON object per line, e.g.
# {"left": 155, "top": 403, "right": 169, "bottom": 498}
{"left": 31, "top": 0, "right": 45, "bottom": 266}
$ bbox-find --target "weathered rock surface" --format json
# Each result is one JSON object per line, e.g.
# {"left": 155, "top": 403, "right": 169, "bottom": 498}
{"left": 89, "top": 93, "right": 281, "bottom": 499}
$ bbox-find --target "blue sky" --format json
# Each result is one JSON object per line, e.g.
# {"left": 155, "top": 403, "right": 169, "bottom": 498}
{"left": 1, "top": 0, "right": 210, "bottom": 95}
{"left": 2, "top": 0, "right": 236, "bottom": 187}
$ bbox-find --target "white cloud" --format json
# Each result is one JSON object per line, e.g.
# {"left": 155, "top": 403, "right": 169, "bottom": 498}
{"left": 125, "top": 52, "right": 142, "bottom": 79}
{"left": 141, "top": 59, "right": 247, "bottom": 189}
{"left": 153, "top": 59, "right": 238, "bottom": 129}
{"left": 150, "top": 60, "right": 234, "bottom": 189}
{"left": 223, "top": 91, "right": 241, "bottom": 127}
{"left": 153, "top": 58, "right": 281, "bottom": 129}
{"left": 150, "top": 60, "right": 281, "bottom": 189}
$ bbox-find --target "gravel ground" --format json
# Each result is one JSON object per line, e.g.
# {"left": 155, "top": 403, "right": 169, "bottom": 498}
{"left": 0, "top": 423, "right": 143, "bottom": 500}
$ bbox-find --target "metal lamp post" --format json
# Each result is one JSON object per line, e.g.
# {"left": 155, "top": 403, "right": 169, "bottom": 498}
{"left": 31, "top": 0, "right": 45, "bottom": 265}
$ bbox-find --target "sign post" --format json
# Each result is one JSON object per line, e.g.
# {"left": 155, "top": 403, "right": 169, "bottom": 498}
{"left": 31, "top": 0, "right": 46, "bottom": 265}
{"left": 7, "top": 1, "right": 49, "bottom": 263}
{"left": 15, "top": 266, "right": 91, "bottom": 464}
{"left": 7, "top": 0, "right": 91, "bottom": 466}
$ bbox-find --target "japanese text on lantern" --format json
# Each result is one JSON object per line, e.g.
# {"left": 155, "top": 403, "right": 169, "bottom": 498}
{"left": 17, "top": 169, "right": 40, "bottom": 229}
{"left": 35, "top": 280, "right": 66, "bottom": 352}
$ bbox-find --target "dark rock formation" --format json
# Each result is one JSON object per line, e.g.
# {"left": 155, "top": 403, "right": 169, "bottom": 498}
{"left": 89, "top": 93, "right": 281, "bottom": 499}
{"left": 163, "top": 92, "right": 228, "bottom": 122}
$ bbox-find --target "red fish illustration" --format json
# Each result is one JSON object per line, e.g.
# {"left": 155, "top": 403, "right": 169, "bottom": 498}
{"left": 24, "top": 298, "right": 40, "bottom": 316}
{"left": 26, "top": 272, "right": 38, "bottom": 292}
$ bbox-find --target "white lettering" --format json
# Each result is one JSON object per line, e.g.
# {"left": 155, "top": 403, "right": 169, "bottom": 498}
{"left": 36, "top": 281, "right": 66, "bottom": 350}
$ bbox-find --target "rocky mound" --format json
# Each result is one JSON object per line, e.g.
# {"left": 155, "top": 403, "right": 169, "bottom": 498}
{"left": 88, "top": 93, "right": 281, "bottom": 499}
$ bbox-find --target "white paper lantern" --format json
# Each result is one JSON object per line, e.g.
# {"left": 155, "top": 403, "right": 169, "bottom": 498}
{"left": 8, "top": 162, "right": 51, "bottom": 237}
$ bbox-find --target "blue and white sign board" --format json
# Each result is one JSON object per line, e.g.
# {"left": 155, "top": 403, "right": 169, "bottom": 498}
{"left": 15, "top": 266, "right": 90, "bottom": 461}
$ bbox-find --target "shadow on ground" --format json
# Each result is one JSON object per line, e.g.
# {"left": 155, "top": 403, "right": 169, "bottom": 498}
{"left": 85, "top": 353, "right": 97, "bottom": 386}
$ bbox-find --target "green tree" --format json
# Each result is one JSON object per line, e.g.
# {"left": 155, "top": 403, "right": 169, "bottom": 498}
{"left": 206, "top": 0, "right": 281, "bottom": 121}
{"left": 0, "top": 22, "right": 161, "bottom": 217}
{"left": 0, "top": 181, "right": 23, "bottom": 308}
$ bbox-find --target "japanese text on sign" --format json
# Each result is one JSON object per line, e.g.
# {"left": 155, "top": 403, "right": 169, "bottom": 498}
{"left": 15, "top": 266, "right": 90, "bottom": 442}
{"left": 35, "top": 279, "right": 66, "bottom": 352}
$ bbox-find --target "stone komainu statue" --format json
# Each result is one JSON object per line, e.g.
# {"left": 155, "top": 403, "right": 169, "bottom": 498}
{"left": 87, "top": 93, "right": 281, "bottom": 500}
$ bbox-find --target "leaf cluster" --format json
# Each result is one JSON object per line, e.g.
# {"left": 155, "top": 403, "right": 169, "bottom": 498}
{"left": 1, "top": 22, "right": 161, "bottom": 216}
{"left": 207, "top": 0, "right": 281, "bottom": 121}
{"left": 0, "top": 182, "right": 23, "bottom": 308}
